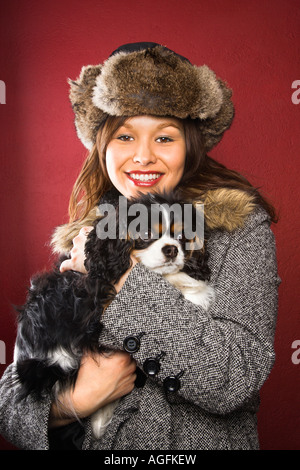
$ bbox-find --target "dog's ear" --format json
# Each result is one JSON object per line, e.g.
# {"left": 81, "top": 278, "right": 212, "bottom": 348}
{"left": 182, "top": 216, "right": 211, "bottom": 281}
{"left": 84, "top": 225, "right": 134, "bottom": 284}
{"left": 183, "top": 244, "right": 211, "bottom": 281}
{"left": 15, "top": 358, "right": 78, "bottom": 401}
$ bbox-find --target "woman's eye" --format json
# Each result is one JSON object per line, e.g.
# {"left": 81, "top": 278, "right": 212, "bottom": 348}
{"left": 156, "top": 136, "right": 173, "bottom": 143}
{"left": 117, "top": 135, "right": 133, "bottom": 141}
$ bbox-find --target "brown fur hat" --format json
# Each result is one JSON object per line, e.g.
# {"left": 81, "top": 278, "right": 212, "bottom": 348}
{"left": 69, "top": 42, "right": 234, "bottom": 152}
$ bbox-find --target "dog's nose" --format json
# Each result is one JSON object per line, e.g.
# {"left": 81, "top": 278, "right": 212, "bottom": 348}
{"left": 162, "top": 244, "right": 178, "bottom": 260}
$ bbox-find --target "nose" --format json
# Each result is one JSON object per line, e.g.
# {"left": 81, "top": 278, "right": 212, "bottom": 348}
{"left": 162, "top": 244, "right": 178, "bottom": 260}
{"left": 132, "top": 140, "right": 157, "bottom": 165}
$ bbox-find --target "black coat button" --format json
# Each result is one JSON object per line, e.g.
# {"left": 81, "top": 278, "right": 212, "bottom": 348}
{"left": 163, "top": 370, "right": 184, "bottom": 393}
{"left": 143, "top": 357, "right": 161, "bottom": 376}
{"left": 123, "top": 335, "right": 140, "bottom": 353}
{"left": 163, "top": 376, "right": 181, "bottom": 392}
{"left": 143, "top": 351, "right": 166, "bottom": 377}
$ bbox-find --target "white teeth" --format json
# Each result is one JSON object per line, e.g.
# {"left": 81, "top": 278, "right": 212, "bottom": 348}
{"left": 129, "top": 173, "right": 161, "bottom": 181}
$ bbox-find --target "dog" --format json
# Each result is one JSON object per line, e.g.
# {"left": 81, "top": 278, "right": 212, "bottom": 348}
{"left": 13, "top": 192, "right": 214, "bottom": 438}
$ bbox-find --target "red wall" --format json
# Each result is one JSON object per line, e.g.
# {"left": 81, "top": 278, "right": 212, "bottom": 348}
{"left": 0, "top": 0, "right": 299, "bottom": 450}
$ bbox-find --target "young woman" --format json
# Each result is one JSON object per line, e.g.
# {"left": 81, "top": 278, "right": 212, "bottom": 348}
{"left": 0, "top": 42, "right": 280, "bottom": 450}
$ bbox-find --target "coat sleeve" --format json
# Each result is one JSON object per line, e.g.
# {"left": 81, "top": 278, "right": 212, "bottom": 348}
{"left": 100, "top": 209, "right": 280, "bottom": 415}
{"left": 0, "top": 363, "right": 52, "bottom": 449}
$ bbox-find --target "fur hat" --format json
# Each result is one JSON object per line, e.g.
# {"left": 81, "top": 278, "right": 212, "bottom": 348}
{"left": 69, "top": 42, "right": 234, "bottom": 152}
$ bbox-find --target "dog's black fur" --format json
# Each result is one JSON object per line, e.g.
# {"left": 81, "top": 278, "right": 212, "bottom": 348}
{"left": 14, "top": 192, "right": 210, "bottom": 401}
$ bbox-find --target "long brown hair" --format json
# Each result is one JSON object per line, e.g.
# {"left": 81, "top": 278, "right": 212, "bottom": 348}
{"left": 68, "top": 115, "right": 277, "bottom": 224}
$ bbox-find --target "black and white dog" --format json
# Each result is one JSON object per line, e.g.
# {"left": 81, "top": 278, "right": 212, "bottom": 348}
{"left": 13, "top": 192, "right": 214, "bottom": 438}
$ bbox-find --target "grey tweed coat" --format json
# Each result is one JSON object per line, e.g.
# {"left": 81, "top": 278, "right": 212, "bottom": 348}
{"left": 0, "top": 207, "right": 280, "bottom": 450}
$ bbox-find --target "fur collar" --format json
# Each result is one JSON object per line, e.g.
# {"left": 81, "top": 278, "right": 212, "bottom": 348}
{"left": 200, "top": 188, "right": 256, "bottom": 231}
{"left": 50, "top": 188, "right": 256, "bottom": 255}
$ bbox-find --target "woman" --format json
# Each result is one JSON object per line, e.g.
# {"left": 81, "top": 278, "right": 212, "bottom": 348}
{"left": 0, "top": 42, "right": 280, "bottom": 450}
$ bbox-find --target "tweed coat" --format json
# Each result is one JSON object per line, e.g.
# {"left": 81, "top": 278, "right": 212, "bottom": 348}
{"left": 0, "top": 205, "right": 279, "bottom": 450}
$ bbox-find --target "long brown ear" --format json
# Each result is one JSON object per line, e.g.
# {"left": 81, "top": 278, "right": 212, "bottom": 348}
{"left": 50, "top": 206, "right": 99, "bottom": 255}
{"left": 201, "top": 188, "right": 256, "bottom": 232}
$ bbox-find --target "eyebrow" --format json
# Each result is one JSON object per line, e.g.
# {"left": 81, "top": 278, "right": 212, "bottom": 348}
{"left": 156, "top": 121, "right": 182, "bottom": 130}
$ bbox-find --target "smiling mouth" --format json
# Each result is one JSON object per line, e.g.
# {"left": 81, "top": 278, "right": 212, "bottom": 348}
{"left": 126, "top": 172, "right": 163, "bottom": 185}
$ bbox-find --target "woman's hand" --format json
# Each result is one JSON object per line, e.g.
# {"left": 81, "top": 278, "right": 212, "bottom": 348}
{"left": 59, "top": 226, "right": 139, "bottom": 290}
{"left": 49, "top": 351, "right": 137, "bottom": 428}
{"left": 52, "top": 228, "right": 139, "bottom": 429}
{"left": 60, "top": 226, "right": 93, "bottom": 274}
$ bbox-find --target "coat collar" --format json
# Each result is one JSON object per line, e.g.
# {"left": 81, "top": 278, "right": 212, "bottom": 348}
{"left": 50, "top": 188, "right": 257, "bottom": 255}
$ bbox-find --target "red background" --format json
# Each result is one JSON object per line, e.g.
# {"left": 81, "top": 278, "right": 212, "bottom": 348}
{"left": 0, "top": 0, "right": 299, "bottom": 450}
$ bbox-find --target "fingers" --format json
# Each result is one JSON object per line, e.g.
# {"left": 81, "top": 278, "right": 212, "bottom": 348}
{"left": 58, "top": 350, "right": 137, "bottom": 417}
{"left": 73, "top": 226, "right": 93, "bottom": 247}
{"left": 59, "top": 258, "right": 74, "bottom": 273}
{"left": 103, "top": 350, "right": 137, "bottom": 377}
{"left": 59, "top": 226, "right": 93, "bottom": 273}
{"left": 108, "top": 353, "right": 137, "bottom": 398}
{"left": 120, "top": 372, "right": 137, "bottom": 395}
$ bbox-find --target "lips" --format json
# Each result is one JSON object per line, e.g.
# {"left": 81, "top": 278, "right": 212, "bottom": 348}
{"left": 126, "top": 171, "right": 163, "bottom": 186}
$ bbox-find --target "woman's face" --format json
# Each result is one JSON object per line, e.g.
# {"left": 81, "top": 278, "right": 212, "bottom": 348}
{"left": 105, "top": 115, "right": 186, "bottom": 198}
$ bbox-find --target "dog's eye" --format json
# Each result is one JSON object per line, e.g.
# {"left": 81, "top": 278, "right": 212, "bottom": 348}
{"left": 175, "top": 233, "right": 186, "bottom": 242}
{"left": 140, "top": 230, "right": 154, "bottom": 240}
